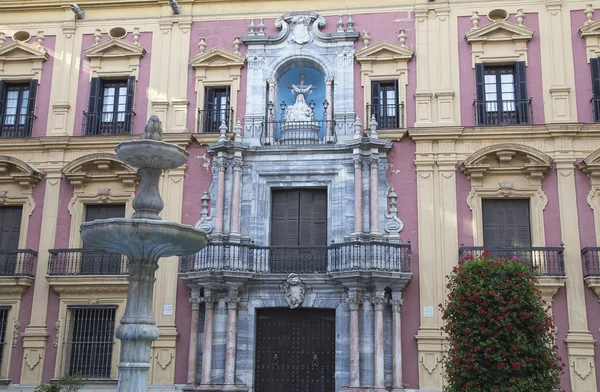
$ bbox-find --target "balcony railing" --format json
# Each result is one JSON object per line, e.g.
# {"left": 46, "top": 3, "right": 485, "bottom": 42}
{"left": 366, "top": 103, "right": 405, "bottom": 130}
{"left": 48, "top": 249, "right": 127, "bottom": 276}
{"left": 197, "top": 108, "right": 234, "bottom": 133}
{"left": 582, "top": 247, "right": 600, "bottom": 277}
{"left": 1, "top": 114, "right": 36, "bottom": 138}
{"left": 473, "top": 98, "right": 533, "bottom": 126}
{"left": 592, "top": 95, "right": 600, "bottom": 123}
{"left": 82, "top": 110, "right": 134, "bottom": 136}
{"left": 0, "top": 249, "right": 37, "bottom": 277}
{"left": 180, "top": 241, "right": 411, "bottom": 274}
{"left": 260, "top": 119, "right": 337, "bottom": 146}
{"left": 458, "top": 246, "right": 565, "bottom": 276}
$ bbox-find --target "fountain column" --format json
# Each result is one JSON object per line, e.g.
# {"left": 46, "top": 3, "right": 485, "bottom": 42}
{"left": 369, "top": 156, "right": 380, "bottom": 234}
{"left": 347, "top": 291, "right": 362, "bottom": 387}
{"left": 200, "top": 295, "right": 216, "bottom": 384}
{"left": 214, "top": 158, "right": 228, "bottom": 234}
{"left": 391, "top": 297, "right": 404, "bottom": 391}
{"left": 224, "top": 290, "right": 240, "bottom": 384}
{"left": 229, "top": 158, "right": 243, "bottom": 237}
{"left": 353, "top": 157, "right": 363, "bottom": 234}
{"left": 187, "top": 294, "right": 202, "bottom": 384}
{"left": 371, "top": 291, "right": 386, "bottom": 389}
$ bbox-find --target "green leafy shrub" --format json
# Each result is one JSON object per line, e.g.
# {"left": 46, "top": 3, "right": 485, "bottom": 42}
{"left": 440, "top": 251, "right": 564, "bottom": 392}
{"left": 34, "top": 374, "right": 85, "bottom": 392}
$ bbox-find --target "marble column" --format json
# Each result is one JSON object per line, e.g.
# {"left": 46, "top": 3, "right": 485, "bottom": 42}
{"left": 214, "top": 159, "right": 228, "bottom": 234}
{"left": 325, "top": 77, "right": 334, "bottom": 136}
{"left": 267, "top": 79, "right": 276, "bottom": 142}
{"left": 347, "top": 291, "right": 363, "bottom": 387}
{"left": 371, "top": 292, "right": 386, "bottom": 389}
{"left": 224, "top": 292, "right": 240, "bottom": 385}
{"left": 354, "top": 157, "right": 363, "bottom": 234}
{"left": 390, "top": 297, "right": 404, "bottom": 391}
{"left": 200, "top": 296, "right": 216, "bottom": 385}
{"left": 187, "top": 296, "right": 202, "bottom": 384}
{"left": 229, "top": 158, "right": 243, "bottom": 237}
{"left": 369, "top": 156, "right": 380, "bottom": 234}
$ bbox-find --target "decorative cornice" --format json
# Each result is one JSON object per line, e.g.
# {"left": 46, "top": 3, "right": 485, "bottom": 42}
{"left": 355, "top": 41, "right": 414, "bottom": 62}
{"left": 0, "top": 40, "right": 48, "bottom": 61}
{"left": 189, "top": 47, "right": 245, "bottom": 69}
{"left": 84, "top": 37, "right": 146, "bottom": 59}
{"left": 0, "top": 155, "right": 43, "bottom": 187}
{"left": 465, "top": 20, "right": 534, "bottom": 43}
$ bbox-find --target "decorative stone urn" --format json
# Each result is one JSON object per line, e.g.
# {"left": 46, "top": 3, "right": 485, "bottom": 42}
{"left": 80, "top": 116, "right": 208, "bottom": 392}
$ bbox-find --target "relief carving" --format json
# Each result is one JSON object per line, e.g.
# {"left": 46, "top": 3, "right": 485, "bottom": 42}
{"left": 282, "top": 273, "right": 306, "bottom": 309}
{"left": 420, "top": 353, "right": 440, "bottom": 375}
{"left": 24, "top": 350, "right": 42, "bottom": 370}
{"left": 12, "top": 320, "right": 20, "bottom": 347}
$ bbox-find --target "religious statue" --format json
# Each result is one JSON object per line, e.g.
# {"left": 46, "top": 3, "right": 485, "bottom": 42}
{"left": 285, "top": 74, "right": 316, "bottom": 123}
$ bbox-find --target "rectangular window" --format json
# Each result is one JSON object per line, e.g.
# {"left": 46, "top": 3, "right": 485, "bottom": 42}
{"left": 200, "top": 87, "right": 231, "bottom": 133}
{"left": 0, "top": 206, "right": 23, "bottom": 276}
{"left": 591, "top": 57, "right": 600, "bottom": 123}
{"left": 475, "top": 62, "right": 529, "bottom": 125}
{"left": 81, "top": 205, "right": 125, "bottom": 275}
{"left": 63, "top": 306, "right": 117, "bottom": 379}
{"left": 0, "top": 306, "right": 10, "bottom": 372}
{"left": 0, "top": 80, "right": 37, "bottom": 138}
{"left": 370, "top": 81, "right": 400, "bottom": 129}
{"left": 85, "top": 77, "right": 135, "bottom": 136}
{"left": 482, "top": 199, "right": 531, "bottom": 248}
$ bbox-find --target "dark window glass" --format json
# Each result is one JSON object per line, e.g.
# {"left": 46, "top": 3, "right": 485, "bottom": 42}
{"left": 0, "top": 306, "right": 10, "bottom": 371}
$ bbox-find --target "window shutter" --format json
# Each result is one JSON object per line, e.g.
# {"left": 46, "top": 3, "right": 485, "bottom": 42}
{"left": 514, "top": 200, "right": 532, "bottom": 247}
{"left": 0, "top": 207, "right": 23, "bottom": 251}
{"left": 85, "top": 204, "right": 126, "bottom": 222}
{"left": 124, "top": 76, "right": 135, "bottom": 134}
{"left": 371, "top": 81, "right": 381, "bottom": 118}
{"left": 592, "top": 58, "right": 600, "bottom": 122}
{"left": 204, "top": 87, "right": 215, "bottom": 111}
{"left": 475, "top": 63, "right": 486, "bottom": 125}
{"left": 0, "top": 81, "right": 5, "bottom": 130}
{"left": 86, "top": 77, "right": 102, "bottom": 135}
{"left": 24, "top": 79, "right": 37, "bottom": 136}
{"left": 514, "top": 61, "right": 528, "bottom": 123}
{"left": 271, "top": 190, "right": 299, "bottom": 247}
{"left": 482, "top": 199, "right": 531, "bottom": 248}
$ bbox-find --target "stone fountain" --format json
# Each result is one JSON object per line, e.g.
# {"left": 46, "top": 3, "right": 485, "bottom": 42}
{"left": 80, "top": 116, "right": 208, "bottom": 391}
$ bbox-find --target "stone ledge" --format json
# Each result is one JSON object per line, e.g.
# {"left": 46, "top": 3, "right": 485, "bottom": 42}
{"left": 181, "top": 385, "right": 248, "bottom": 392}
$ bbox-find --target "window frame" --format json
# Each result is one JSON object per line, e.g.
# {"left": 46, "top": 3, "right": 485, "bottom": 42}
{"left": 0, "top": 80, "right": 37, "bottom": 138}
{"left": 85, "top": 76, "right": 135, "bottom": 136}
{"left": 370, "top": 80, "right": 401, "bottom": 129}
{"left": 200, "top": 86, "right": 231, "bottom": 133}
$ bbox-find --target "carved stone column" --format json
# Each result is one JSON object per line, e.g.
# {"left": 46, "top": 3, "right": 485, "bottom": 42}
{"left": 369, "top": 156, "right": 380, "bottom": 234}
{"left": 267, "top": 79, "right": 276, "bottom": 142}
{"left": 224, "top": 291, "right": 240, "bottom": 385}
{"left": 354, "top": 157, "right": 363, "bottom": 234}
{"left": 214, "top": 158, "right": 228, "bottom": 234}
{"left": 200, "top": 296, "right": 216, "bottom": 385}
{"left": 371, "top": 292, "right": 386, "bottom": 389}
{"left": 229, "top": 158, "right": 243, "bottom": 237}
{"left": 347, "top": 291, "right": 363, "bottom": 387}
{"left": 390, "top": 297, "right": 404, "bottom": 391}
{"left": 187, "top": 296, "right": 202, "bottom": 384}
{"left": 325, "top": 77, "right": 334, "bottom": 138}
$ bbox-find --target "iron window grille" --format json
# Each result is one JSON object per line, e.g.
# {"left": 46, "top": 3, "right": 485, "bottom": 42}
{"left": 61, "top": 305, "right": 117, "bottom": 379}
{"left": 592, "top": 58, "right": 600, "bottom": 123}
{"left": 0, "top": 306, "right": 10, "bottom": 372}
{"left": 0, "top": 81, "right": 37, "bottom": 138}
{"left": 84, "top": 77, "right": 135, "bottom": 136}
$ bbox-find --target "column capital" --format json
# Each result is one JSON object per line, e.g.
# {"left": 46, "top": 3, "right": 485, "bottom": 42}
{"left": 390, "top": 298, "right": 404, "bottom": 313}
{"left": 199, "top": 296, "right": 217, "bottom": 310}
{"left": 225, "top": 296, "right": 240, "bottom": 310}
{"left": 368, "top": 156, "right": 380, "bottom": 167}
{"left": 231, "top": 158, "right": 243, "bottom": 172}
{"left": 189, "top": 297, "right": 202, "bottom": 310}
{"left": 371, "top": 295, "right": 387, "bottom": 311}
{"left": 214, "top": 159, "right": 229, "bottom": 172}
{"left": 346, "top": 295, "right": 363, "bottom": 311}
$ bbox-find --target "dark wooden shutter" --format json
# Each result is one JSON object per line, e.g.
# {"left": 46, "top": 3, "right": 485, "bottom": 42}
{"left": 475, "top": 63, "right": 486, "bottom": 125}
{"left": 0, "top": 81, "right": 6, "bottom": 130}
{"left": 83, "top": 205, "right": 125, "bottom": 274}
{"left": 299, "top": 190, "right": 327, "bottom": 246}
{"left": 482, "top": 199, "right": 531, "bottom": 248}
{"left": 85, "top": 204, "right": 125, "bottom": 222}
{"left": 592, "top": 58, "right": 600, "bottom": 122}
{"left": 124, "top": 76, "right": 135, "bottom": 134}
{"left": 371, "top": 81, "right": 381, "bottom": 118}
{"left": 204, "top": 87, "right": 216, "bottom": 133}
{"left": 271, "top": 190, "right": 300, "bottom": 246}
{"left": 86, "top": 77, "right": 102, "bottom": 135}
{"left": 24, "top": 79, "right": 38, "bottom": 136}
{"left": 514, "top": 61, "right": 528, "bottom": 123}
{"left": 0, "top": 206, "right": 22, "bottom": 250}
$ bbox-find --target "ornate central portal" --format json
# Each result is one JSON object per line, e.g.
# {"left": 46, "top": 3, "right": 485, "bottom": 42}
{"left": 254, "top": 308, "right": 335, "bottom": 392}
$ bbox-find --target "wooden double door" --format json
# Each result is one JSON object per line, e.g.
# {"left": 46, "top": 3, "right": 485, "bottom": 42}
{"left": 254, "top": 308, "right": 335, "bottom": 392}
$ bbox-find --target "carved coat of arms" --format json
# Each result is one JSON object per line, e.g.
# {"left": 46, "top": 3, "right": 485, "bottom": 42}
{"left": 281, "top": 273, "right": 306, "bottom": 308}
{"left": 289, "top": 15, "right": 312, "bottom": 45}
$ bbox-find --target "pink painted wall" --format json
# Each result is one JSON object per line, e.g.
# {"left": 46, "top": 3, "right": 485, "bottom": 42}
{"left": 575, "top": 166, "right": 600, "bottom": 392}
{"left": 74, "top": 32, "right": 152, "bottom": 136}
{"left": 542, "top": 168, "right": 562, "bottom": 247}
{"left": 9, "top": 179, "right": 46, "bottom": 382}
{"left": 174, "top": 140, "right": 214, "bottom": 384}
{"left": 386, "top": 138, "right": 419, "bottom": 389}
{"left": 32, "top": 36, "right": 55, "bottom": 137}
{"left": 455, "top": 167, "right": 473, "bottom": 246}
{"left": 351, "top": 12, "right": 416, "bottom": 127}
{"left": 458, "top": 14, "right": 544, "bottom": 126}
{"left": 552, "top": 286, "right": 572, "bottom": 391}
{"left": 571, "top": 10, "right": 597, "bottom": 123}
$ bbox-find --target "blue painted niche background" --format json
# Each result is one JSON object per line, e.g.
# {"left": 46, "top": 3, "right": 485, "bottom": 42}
{"left": 276, "top": 67, "right": 326, "bottom": 120}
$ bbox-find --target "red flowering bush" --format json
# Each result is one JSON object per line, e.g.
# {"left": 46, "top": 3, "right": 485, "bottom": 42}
{"left": 440, "top": 252, "right": 563, "bottom": 392}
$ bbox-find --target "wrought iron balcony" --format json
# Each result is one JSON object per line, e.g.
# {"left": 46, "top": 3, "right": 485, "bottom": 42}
{"left": 48, "top": 249, "right": 127, "bottom": 276}
{"left": 197, "top": 108, "right": 234, "bottom": 133}
{"left": 82, "top": 110, "right": 134, "bottom": 136}
{"left": 0, "top": 249, "right": 37, "bottom": 277}
{"left": 582, "top": 247, "right": 600, "bottom": 277}
{"left": 366, "top": 103, "right": 405, "bottom": 130}
{"left": 0, "top": 114, "right": 36, "bottom": 138}
{"left": 458, "top": 246, "right": 565, "bottom": 276}
{"left": 180, "top": 241, "right": 411, "bottom": 275}
{"left": 473, "top": 98, "right": 533, "bottom": 126}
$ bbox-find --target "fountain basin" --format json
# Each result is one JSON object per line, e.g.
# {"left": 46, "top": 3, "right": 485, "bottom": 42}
{"left": 116, "top": 139, "right": 188, "bottom": 170}
{"left": 81, "top": 218, "right": 208, "bottom": 260}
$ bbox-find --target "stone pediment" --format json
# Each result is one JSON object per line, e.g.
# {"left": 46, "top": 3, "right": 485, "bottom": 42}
{"left": 63, "top": 153, "right": 138, "bottom": 189}
{"left": 0, "top": 41, "right": 48, "bottom": 62}
{"left": 189, "top": 47, "right": 245, "bottom": 69}
{"left": 579, "top": 19, "right": 600, "bottom": 38}
{"left": 84, "top": 38, "right": 146, "bottom": 59}
{"left": 579, "top": 19, "right": 600, "bottom": 61}
{"left": 465, "top": 20, "right": 534, "bottom": 43}
{"left": 355, "top": 41, "right": 414, "bottom": 62}
{"left": 0, "top": 155, "right": 43, "bottom": 186}
{"left": 576, "top": 148, "right": 600, "bottom": 176}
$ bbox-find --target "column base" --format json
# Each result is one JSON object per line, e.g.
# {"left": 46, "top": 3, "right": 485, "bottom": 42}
{"left": 182, "top": 385, "right": 248, "bottom": 392}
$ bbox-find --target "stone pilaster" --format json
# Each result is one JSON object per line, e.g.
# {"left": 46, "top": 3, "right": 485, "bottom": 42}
{"left": 187, "top": 295, "right": 202, "bottom": 384}
{"left": 390, "top": 297, "right": 404, "bottom": 391}
{"left": 214, "top": 158, "right": 228, "bottom": 234}
{"left": 229, "top": 158, "right": 243, "bottom": 238}
{"left": 369, "top": 156, "right": 380, "bottom": 235}
{"left": 200, "top": 296, "right": 216, "bottom": 385}
{"left": 224, "top": 292, "right": 240, "bottom": 385}
{"left": 353, "top": 157, "right": 363, "bottom": 234}
{"left": 371, "top": 292, "right": 386, "bottom": 389}
{"left": 347, "top": 291, "right": 362, "bottom": 387}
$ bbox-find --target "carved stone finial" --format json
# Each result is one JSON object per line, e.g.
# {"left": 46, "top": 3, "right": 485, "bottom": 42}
{"left": 282, "top": 273, "right": 306, "bottom": 309}
{"left": 362, "top": 31, "right": 371, "bottom": 47}
{"left": 233, "top": 36, "right": 241, "bottom": 54}
{"left": 516, "top": 9, "right": 525, "bottom": 26}
{"left": 218, "top": 120, "right": 228, "bottom": 142}
{"left": 398, "top": 29, "right": 407, "bottom": 47}
{"left": 337, "top": 16, "right": 344, "bottom": 33}
{"left": 143, "top": 115, "right": 163, "bottom": 141}
{"left": 94, "top": 29, "right": 102, "bottom": 45}
{"left": 346, "top": 15, "right": 355, "bottom": 32}
{"left": 369, "top": 113, "right": 378, "bottom": 138}
{"left": 200, "top": 191, "right": 210, "bottom": 217}
{"left": 0, "top": 32, "right": 5, "bottom": 45}
{"left": 198, "top": 37, "right": 206, "bottom": 53}
{"left": 585, "top": 4, "right": 595, "bottom": 25}
{"left": 36, "top": 31, "right": 45, "bottom": 48}
{"left": 471, "top": 11, "right": 480, "bottom": 30}
{"left": 385, "top": 187, "right": 404, "bottom": 238}
{"left": 133, "top": 28, "right": 141, "bottom": 45}
{"left": 168, "top": 0, "right": 182, "bottom": 15}
{"left": 234, "top": 119, "right": 242, "bottom": 140}
{"left": 353, "top": 116, "right": 363, "bottom": 139}
{"left": 248, "top": 19, "right": 256, "bottom": 36}
{"left": 257, "top": 19, "right": 265, "bottom": 36}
